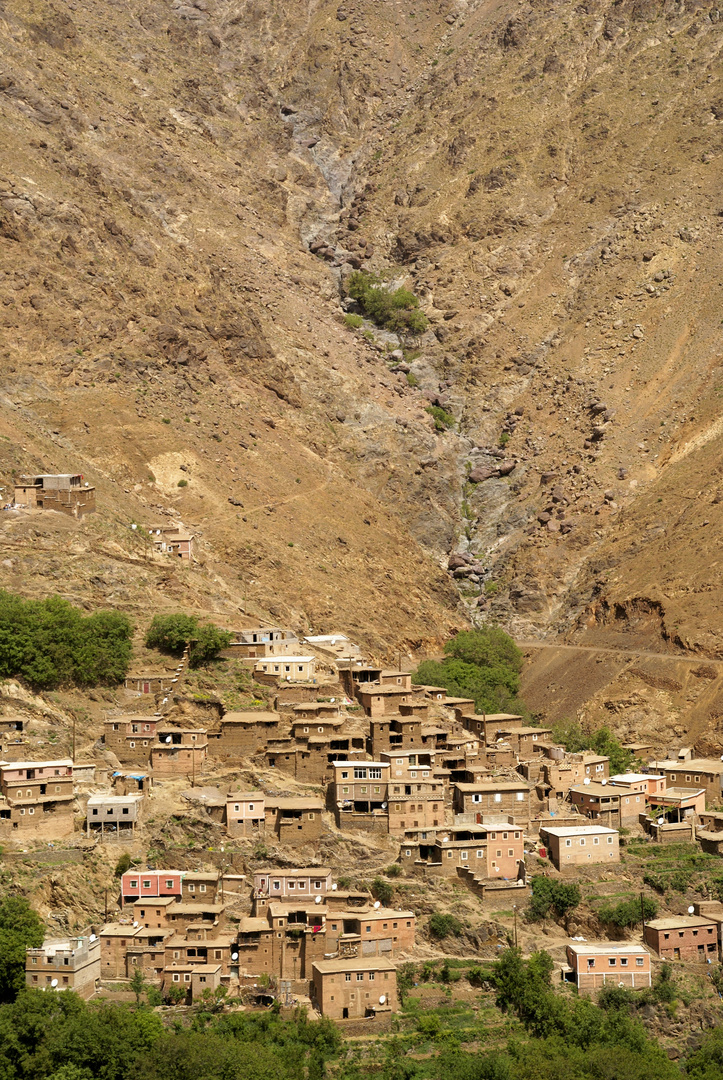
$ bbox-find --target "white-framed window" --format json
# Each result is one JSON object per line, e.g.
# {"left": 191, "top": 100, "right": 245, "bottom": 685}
{"left": 460, "top": 851, "right": 468, "bottom": 861}
{"left": 473, "top": 794, "right": 482, "bottom": 804}
{"left": 494, "top": 793, "right": 502, "bottom": 803}
{"left": 607, "top": 836, "right": 614, "bottom": 844}
{"left": 593, "top": 837, "right": 599, "bottom": 845}
{"left": 516, "top": 792, "right": 525, "bottom": 802}
{"left": 476, "top": 850, "right": 484, "bottom": 858}
{"left": 579, "top": 839, "right": 586, "bottom": 847}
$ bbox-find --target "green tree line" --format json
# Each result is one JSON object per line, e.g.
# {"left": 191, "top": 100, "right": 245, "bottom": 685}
{"left": 412, "top": 627, "right": 526, "bottom": 715}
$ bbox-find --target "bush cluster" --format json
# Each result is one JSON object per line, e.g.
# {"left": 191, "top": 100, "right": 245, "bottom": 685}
{"left": 551, "top": 719, "right": 636, "bottom": 774}
{"left": 527, "top": 876, "right": 581, "bottom": 921}
{"left": 346, "top": 270, "right": 428, "bottom": 336}
{"left": 145, "top": 614, "right": 232, "bottom": 668}
{"left": 0, "top": 590, "right": 133, "bottom": 690}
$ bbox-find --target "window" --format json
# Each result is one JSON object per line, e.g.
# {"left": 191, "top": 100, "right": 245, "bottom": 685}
{"left": 579, "top": 839, "right": 586, "bottom": 847}
{"left": 494, "top": 793, "right": 502, "bottom": 803}
{"left": 496, "top": 849, "right": 502, "bottom": 857}
{"left": 476, "top": 850, "right": 484, "bottom": 858}
{"left": 200, "top": 884, "right": 206, "bottom": 893}
{"left": 503, "top": 832, "right": 508, "bottom": 840}
{"left": 608, "top": 958, "right": 616, "bottom": 967}
{"left": 460, "top": 851, "right": 468, "bottom": 861}
{"left": 130, "top": 879, "right": 138, "bottom": 888}
{"left": 173, "top": 974, "right": 180, "bottom": 982}
{"left": 356, "top": 973, "right": 364, "bottom": 982}
{"left": 447, "top": 851, "right": 453, "bottom": 859}
{"left": 620, "top": 958, "right": 628, "bottom": 967}
{"left": 508, "top": 849, "right": 514, "bottom": 857}
{"left": 565, "top": 839, "right": 572, "bottom": 848}
{"left": 369, "top": 768, "right": 382, "bottom": 780}
{"left": 516, "top": 791, "right": 525, "bottom": 801}
{"left": 143, "top": 881, "right": 151, "bottom": 889}
{"left": 28, "top": 808, "right": 34, "bottom": 815}
{"left": 345, "top": 973, "right": 351, "bottom": 982}
{"left": 129, "top": 742, "right": 135, "bottom": 749}
{"left": 369, "top": 972, "right": 375, "bottom": 981}
{"left": 593, "top": 837, "right": 599, "bottom": 845}
{"left": 607, "top": 836, "right": 614, "bottom": 845}
{"left": 636, "top": 958, "right": 644, "bottom": 967}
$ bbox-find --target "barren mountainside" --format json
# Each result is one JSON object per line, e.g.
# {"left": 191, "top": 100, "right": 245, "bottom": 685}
{"left": 3, "top": 0, "right": 723, "bottom": 738}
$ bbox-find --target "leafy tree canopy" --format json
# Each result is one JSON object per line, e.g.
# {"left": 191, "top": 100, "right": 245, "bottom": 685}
{"left": 0, "top": 897, "right": 45, "bottom": 1002}
{"left": 0, "top": 591, "right": 133, "bottom": 691}
{"left": 346, "top": 271, "right": 428, "bottom": 337}
{"left": 551, "top": 719, "right": 635, "bottom": 774}
{"left": 528, "top": 876, "right": 581, "bottom": 922}
{"left": 412, "top": 627, "right": 525, "bottom": 715}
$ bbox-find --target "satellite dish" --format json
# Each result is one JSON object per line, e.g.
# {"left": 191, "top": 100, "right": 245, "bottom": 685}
{"left": 331, "top": 883, "right": 337, "bottom": 891}
{"left": 657, "top": 818, "right": 664, "bottom": 826}
{"left": 131, "top": 523, "right": 137, "bottom": 531}
{"left": 688, "top": 906, "right": 695, "bottom": 915}
{"left": 381, "top": 802, "right": 387, "bottom": 810}
{"left": 133, "top": 921, "right": 139, "bottom": 928}
{"left": 378, "top": 995, "right": 386, "bottom": 1004}
{"left": 89, "top": 934, "right": 96, "bottom": 942}
{"left": 232, "top": 952, "right": 239, "bottom": 960}
{"left": 601, "top": 779, "right": 607, "bottom": 786}
{"left": 165, "top": 736, "right": 172, "bottom": 744}
{"left": 315, "top": 895, "right": 322, "bottom": 904}
{"left": 373, "top": 901, "right": 380, "bottom": 909}
{"left": 51, "top": 979, "right": 58, "bottom": 987}
{"left": 584, "top": 778, "right": 591, "bottom": 785}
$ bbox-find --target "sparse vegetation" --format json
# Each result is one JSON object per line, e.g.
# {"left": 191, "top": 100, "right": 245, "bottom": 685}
{"left": 145, "top": 614, "right": 232, "bottom": 668}
{"left": 425, "top": 404, "right": 455, "bottom": 431}
{"left": 551, "top": 719, "right": 637, "bottom": 774}
{"left": 527, "top": 876, "right": 581, "bottom": 921}
{"left": 428, "top": 912, "right": 463, "bottom": 939}
{"left": 346, "top": 270, "right": 428, "bottom": 337}
{"left": 343, "top": 313, "right": 364, "bottom": 329}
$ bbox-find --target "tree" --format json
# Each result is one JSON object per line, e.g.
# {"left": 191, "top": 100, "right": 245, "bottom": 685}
{"left": 346, "top": 271, "right": 428, "bottom": 338}
{"left": 551, "top": 719, "right": 636, "bottom": 775}
{"left": 165, "top": 983, "right": 188, "bottom": 1005}
{"left": 597, "top": 896, "right": 658, "bottom": 929}
{"left": 413, "top": 627, "right": 525, "bottom": 715}
{"left": 145, "top": 614, "right": 198, "bottom": 654}
{"left": 129, "top": 966, "right": 146, "bottom": 1006}
{"left": 0, "top": 896, "right": 45, "bottom": 1002}
{"left": 188, "top": 624, "right": 232, "bottom": 668}
{"left": 396, "top": 962, "right": 416, "bottom": 1005}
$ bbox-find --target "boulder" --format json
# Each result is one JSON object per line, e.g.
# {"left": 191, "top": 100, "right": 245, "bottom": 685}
{"left": 469, "top": 467, "right": 496, "bottom": 483}
{"left": 498, "top": 460, "right": 516, "bottom": 476}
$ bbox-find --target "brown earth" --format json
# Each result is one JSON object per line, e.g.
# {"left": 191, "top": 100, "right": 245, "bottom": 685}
{"left": 3, "top": 0, "right": 723, "bottom": 737}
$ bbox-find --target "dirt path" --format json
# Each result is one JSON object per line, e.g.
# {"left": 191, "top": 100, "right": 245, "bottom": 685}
{"left": 516, "top": 641, "right": 723, "bottom": 666}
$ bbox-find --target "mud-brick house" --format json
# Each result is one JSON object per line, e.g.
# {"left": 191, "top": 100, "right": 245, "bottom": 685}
{"left": 123, "top": 674, "right": 170, "bottom": 696}
{"left": 103, "top": 716, "right": 159, "bottom": 766}
{"left": 569, "top": 782, "right": 622, "bottom": 826}
{"left": 236, "top": 916, "right": 275, "bottom": 976}
{"left": 402, "top": 820, "right": 524, "bottom": 880}
{"left": 221, "top": 626, "right": 299, "bottom": 660}
{"left": 151, "top": 726, "right": 207, "bottom": 779}
{"left": 357, "top": 687, "right": 416, "bottom": 718}
{"left": 164, "top": 930, "right": 235, "bottom": 976}
{"left": 0, "top": 716, "right": 24, "bottom": 735}
{"left": 265, "top": 796, "right": 324, "bottom": 843}
{"left": 499, "top": 726, "right": 553, "bottom": 757}
{"left": 369, "top": 716, "right": 423, "bottom": 756}
{"left": 563, "top": 943, "right": 651, "bottom": 992}
{"left": 86, "top": 794, "right": 143, "bottom": 838}
{"left": 324, "top": 907, "right": 416, "bottom": 959}
{"left": 452, "top": 778, "right": 531, "bottom": 822}
{"left": 14, "top": 473, "right": 95, "bottom": 517}
{"left": 651, "top": 758, "right": 723, "bottom": 805}
{"left": 99, "top": 924, "right": 142, "bottom": 979}
{"left": 332, "top": 761, "right": 390, "bottom": 831}
{"left": 26, "top": 932, "right": 100, "bottom": 998}
{"left": 290, "top": 704, "right": 342, "bottom": 728}
{"left": 644, "top": 916, "right": 719, "bottom": 961}
{"left": 252, "top": 868, "right": 333, "bottom": 914}
{"left": 311, "top": 957, "right": 397, "bottom": 1019}
{"left": 387, "top": 791, "right": 445, "bottom": 836}
{"left": 207, "top": 711, "right": 280, "bottom": 758}
{"left": 162, "top": 963, "right": 223, "bottom": 1002}
{"left": 539, "top": 824, "right": 620, "bottom": 871}
{"left": 254, "top": 656, "right": 317, "bottom": 684}
{"left": 0, "top": 758, "right": 75, "bottom": 839}
{"left": 380, "top": 750, "right": 436, "bottom": 783}
{"left": 226, "top": 791, "right": 266, "bottom": 838}
{"left": 147, "top": 524, "right": 193, "bottom": 561}
{"left": 459, "top": 712, "right": 523, "bottom": 741}
{"left": 126, "top": 928, "right": 174, "bottom": 982}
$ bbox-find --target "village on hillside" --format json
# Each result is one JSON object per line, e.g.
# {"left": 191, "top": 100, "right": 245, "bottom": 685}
{"left": 3, "top": 475, "right": 723, "bottom": 1027}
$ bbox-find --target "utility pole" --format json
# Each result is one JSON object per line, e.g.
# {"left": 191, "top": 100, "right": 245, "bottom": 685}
{"left": 104, "top": 888, "right": 108, "bottom": 922}
{"left": 192, "top": 749, "right": 196, "bottom": 789}
{"left": 640, "top": 891, "right": 646, "bottom": 931}
{"left": 72, "top": 715, "right": 76, "bottom": 762}
{"left": 513, "top": 904, "right": 518, "bottom": 948}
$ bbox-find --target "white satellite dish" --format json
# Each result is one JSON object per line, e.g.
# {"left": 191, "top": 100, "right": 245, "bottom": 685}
{"left": 373, "top": 900, "right": 380, "bottom": 909}
{"left": 231, "top": 952, "right": 239, "bottom": 960}
{"left": 330, "top": 698, "right": 335, "bottom": 703}
{"left": 315, "top": 895, "right": 322, "bottom": 904}
{"left": 584, "top": 778, "right": 591, "bottom": 785}
{"left": 657, "top": 818, "right": 664, "bottom": 826}
{"left": 381, "top": 802, "right": 387, "bottom": 810}
{"left": 331, "top": 883, "right": 337, "bottom": 891}
{"left": 601, "top": 779, "right": 607, "bottom": 786}
{"left": 378, "top": 995, "right": 386, "bottom": 1004}
{"left": 89, "top": 934, "right": 96, "bottom": 942}
{"left": 165, "top": 736, "right": 172, "bottom": 744}
{"left": 133, "top": 921, "right": 139, "bottom": 928}
{"left": 51, "top": 979, "right": 58, "bottom": 987}
{"left": 131, "top": 524, "right": 137, "bottom": 531}
{"left": 688, "top": 906, "right": 695, "bottom": 914}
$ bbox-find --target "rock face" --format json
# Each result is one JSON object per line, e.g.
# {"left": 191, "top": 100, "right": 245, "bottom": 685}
{"left": 1, "top": 0, "right": 723, "bottom": 734}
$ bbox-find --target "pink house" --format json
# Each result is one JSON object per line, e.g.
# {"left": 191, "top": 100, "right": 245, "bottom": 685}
{"left": 121, "top": 869, "right": 183, "bottom": 905}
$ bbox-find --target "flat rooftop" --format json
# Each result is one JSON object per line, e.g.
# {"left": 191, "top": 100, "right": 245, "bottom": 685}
{"left": 540, "top": 825, "right": 617, "bottom": 837}
{"left": 646, "top": 916, "right": 715, "bottom": 930}
{"left": 312, "top": 957, "right": 396, "bottom": 974}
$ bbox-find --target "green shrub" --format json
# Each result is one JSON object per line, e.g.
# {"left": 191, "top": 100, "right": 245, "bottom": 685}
{"left": 371, "top": 877, "right": 394, "bottom": 906}
{"left": 551, "top": 720, "right": 636, "bottom": 774}
{"left": 114, "top": 853, "right": 132, "bottom": 878}
{"left": 597, "top": 896, "right": 658, "bottom": 929}
{"left": 425, "top": 405, "right": 455, "bottom": 431}
{"left": 343, "top": 313, "right": 364, "bottom": 329}
{"left": 499, "top": 432, "right": 510, "bottom": 447}
{"left": 346, "top": 270, "right": 428, "bottom": 337}
{"left": 528, "top": 877, "right": 581, "bottom": 921}
{"left": 0, "top": 591, "right": 133, "bottom": 691}
{"left": 162, "top": 418, "right": 171, "bottom": 424}
{"left": 428, "top": 913, "right": 463, "bottom": 939}
{"left": 385, "top": 864, "right": 403, "bottom": 878}
{"left": 406, "top": 372, "right": 419, "bottom": 387}
{"left": 0, "top": 897, "right": 45, "bottom": 1002}
{"left": 177, "top": 479, "right": 188, "bottom": 487}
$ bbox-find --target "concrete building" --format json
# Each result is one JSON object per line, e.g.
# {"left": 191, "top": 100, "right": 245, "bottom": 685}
{"left": 252, "top": 868, "right": 333, "bottom": 913}
{"left": 644, "top": 916, "right": 719, "bottom": 961}
{"left": 0, "top": 758, "right": 74, "bottom": 839}
{"left": 650, "top": 759, "right": 723, "bottom": 804}
{"left": 123, "top": 674, "right": 170, "bottom": 696}
{"left": 226, "top": 791, "right": 266, "bottom": 838}
{"left": 265, "top": 796, "right": 324, "bottom": 843}
{"left": 254, "top": 656, "right": 316, "bottom": 684}
{"left": 147, "top": 525, "right": 194, "bottom": 561}
{"left": 86, "top": 794, "right": 143, "bottom": 838}
{"left": 380, "top": 750, "right": 435, "bottom": 783}
{"left": 14, "top": 473, "right": 95, "bottom": 517}
{"left": 539, "top": 824, "right": 620, "bottom": 870}
{"left": 324, "top": 907, "right": 415, "bottom": 959}
{"left": 151, "top": 726, "right": 207, "bottom": 779}
{"left": 333, "top": 761, "right": 390, "bottom": 831}
{"left": 121, "top": 869, "right": 183, "bottom": 905}
{"left": 387, "top": 793, "right": 444, "bottom": 836}
{"left": 26, "top": 932, "right": 101, "bottom": 997}
{"left": 569, "top": 782, "right": 623, "bottom": 826}
{"left": 221, "top": 626, "right": 300, "bottom": 660}
{"left": 402, "top": 820, "right": 524, "bottom": 879}
{"left": 611, "top": 773, "right": 666, "bottom": 801}
{"left": 564, "top": 943, "right": 651, "bottom": 991}
{"left": 311, "top": 957, "right": 397, "bottom": 1019}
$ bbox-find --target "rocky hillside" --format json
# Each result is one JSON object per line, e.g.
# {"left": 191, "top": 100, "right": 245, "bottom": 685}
{"left": 3, "top": 0, "right": 723, "bottom": 731}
